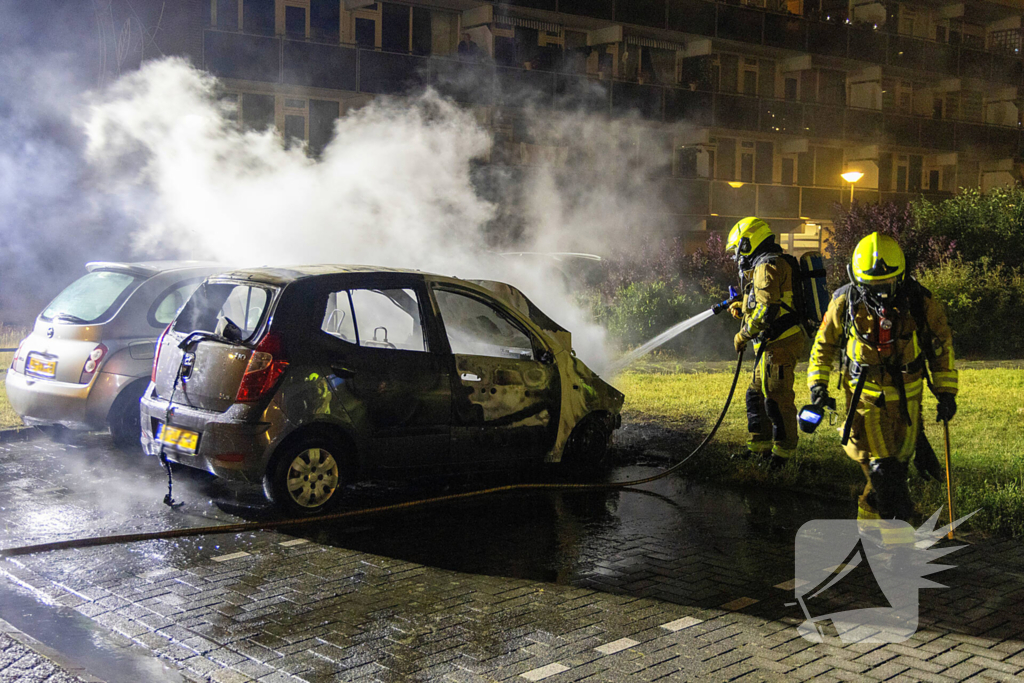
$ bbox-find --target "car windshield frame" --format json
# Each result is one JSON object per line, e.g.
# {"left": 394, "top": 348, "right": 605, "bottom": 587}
{"left": 40, "top": 270, "right": 146, "bottom": 325}
{"left": 172, "top": 280, "right": 277, "bottom": 344}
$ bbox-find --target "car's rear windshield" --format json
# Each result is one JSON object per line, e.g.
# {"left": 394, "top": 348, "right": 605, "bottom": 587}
{"left": 40, "top": 270, "right": 145, "bottom": 324}
{"left": 172, "top": 281, "right": 274, "bottom": 343}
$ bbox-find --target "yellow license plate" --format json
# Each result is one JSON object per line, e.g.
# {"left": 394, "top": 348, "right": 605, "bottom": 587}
{"left": 26, "top": 355, "right": 57, "bottom": 379}
{"left": 156, "top": 424, "right": 199, "bottom": 454}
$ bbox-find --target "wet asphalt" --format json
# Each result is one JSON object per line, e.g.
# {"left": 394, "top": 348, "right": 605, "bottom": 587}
{"left": 0, "top": 428, "right": 851, "bottom": 681}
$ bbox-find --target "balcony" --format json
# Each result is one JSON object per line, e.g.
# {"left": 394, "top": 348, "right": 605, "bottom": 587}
{"left": 202, "top": 30, "right": 1024, "bottom": 157}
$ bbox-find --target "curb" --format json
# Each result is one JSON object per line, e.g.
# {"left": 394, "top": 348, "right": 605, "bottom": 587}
{"left": 0, "top": 616, "right": 105, "bottom": 683}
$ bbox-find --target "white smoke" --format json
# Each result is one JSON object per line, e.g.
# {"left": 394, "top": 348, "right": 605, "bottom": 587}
{"left": 83, "top": 58, "right": 670, "bottom": 368}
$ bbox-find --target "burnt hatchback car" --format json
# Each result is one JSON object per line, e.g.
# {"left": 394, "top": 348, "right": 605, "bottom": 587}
{"left": 141, "top": 266, "right": 623, "bottom": 514}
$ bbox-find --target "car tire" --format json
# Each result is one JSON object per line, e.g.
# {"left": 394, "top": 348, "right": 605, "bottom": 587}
{"left": 266, "top": 437, "right": 345, "bottom": 516}
{"left": 109, "top": 381, "right": 148, "bottom": 450}
{"left": 561, "top": 414, "right": 611, "bottom": 469}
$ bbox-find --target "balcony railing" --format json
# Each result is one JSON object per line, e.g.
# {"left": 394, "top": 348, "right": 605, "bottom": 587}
{"left": 659, "top": 178, "right": 952, "bottom": 222}
{"left": 494, "top": 0, "right": 1023, "bottom": 77}
{"left": 203, "top": 30, "right": 1024, "bottom": 156}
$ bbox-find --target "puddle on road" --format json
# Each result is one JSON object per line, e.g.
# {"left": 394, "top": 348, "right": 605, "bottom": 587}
{"left": 0, "top": 577, "right": 182, "bottom": 683}
{"left": 295, "top": 465, "right": 850, "bottom": 588}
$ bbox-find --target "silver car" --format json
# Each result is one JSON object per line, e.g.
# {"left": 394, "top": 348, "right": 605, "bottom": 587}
{"left": 6, "top": 261, "right": 223, "bottom": 446}
{"left": 141, "top": 266, "right": 624, "bottom": 514}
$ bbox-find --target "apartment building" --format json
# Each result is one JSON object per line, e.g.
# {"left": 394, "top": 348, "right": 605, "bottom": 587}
{"left": 147, "top": 0, "right": 1024, "bottom": 250}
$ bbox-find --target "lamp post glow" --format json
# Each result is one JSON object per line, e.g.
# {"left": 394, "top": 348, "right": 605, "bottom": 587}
{"left": 842, "top": 171, "right": 864, "bottom": 203}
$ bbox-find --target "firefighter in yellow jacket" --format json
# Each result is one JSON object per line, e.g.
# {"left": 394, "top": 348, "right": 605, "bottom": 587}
{"left": 726, "top": 217, "right": 806, "bottom": 471}
{"left": 807, "top": 233, "right": 957, "bottom": 526}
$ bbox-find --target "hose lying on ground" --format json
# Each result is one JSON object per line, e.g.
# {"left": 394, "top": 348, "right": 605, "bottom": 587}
{"left": 0, "top": 353, "right": 746, "bottom": 559}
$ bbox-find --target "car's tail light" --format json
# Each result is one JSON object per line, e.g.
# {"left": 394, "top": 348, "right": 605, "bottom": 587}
{"left": 79, "top": 344, "right": 108, "bottom": 384}
{"left": 236, "top": 333, "right": 288, "bottom": 403}
{"left": 152, "top": 325, "right": 171, "bottom": 382}
{"left": 10, "top": 340, "right": 26, "bottom": 370}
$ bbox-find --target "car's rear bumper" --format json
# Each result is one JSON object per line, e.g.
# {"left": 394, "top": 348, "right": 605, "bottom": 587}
{"left": 140, "top": 390, "right": 272, "bottom": 483}
{"left": 5, "top": 369, "right": 132, "bottom": 430}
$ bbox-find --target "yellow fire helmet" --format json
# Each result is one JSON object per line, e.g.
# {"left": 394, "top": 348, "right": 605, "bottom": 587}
{"left": 849, "top": 232, "right": 906, "bottom": 300}
{"left": 726, "top": 217, "right": 773, "bottom": 259}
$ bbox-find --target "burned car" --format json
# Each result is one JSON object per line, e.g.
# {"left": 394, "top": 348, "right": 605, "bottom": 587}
{"left": 6, "top": 261, "right": 223, "bottom": 445}
{"left": 141, "top": 266, "right": 623, "bottom": 514}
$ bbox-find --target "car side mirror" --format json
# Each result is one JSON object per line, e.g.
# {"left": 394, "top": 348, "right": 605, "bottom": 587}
{"left": 537, "top": 350, "right": 554, "bottom": 365}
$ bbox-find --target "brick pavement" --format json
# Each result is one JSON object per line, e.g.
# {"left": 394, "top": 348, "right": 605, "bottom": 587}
{"left": 2, "top": 436, "right": 1024, "bottom": 681}
{"left": 0, "top": 628, "right": 92, "bottom": 683}
{"left": 4, "top": 525, "right": 1024, "bottom": 682}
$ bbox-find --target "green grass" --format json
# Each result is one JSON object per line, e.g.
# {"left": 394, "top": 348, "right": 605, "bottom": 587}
{"left": 0, "top": 325, "right": 28, "bottom": 429}
{"left": 616, "top": 363, "right": 1024, "bottom": 537}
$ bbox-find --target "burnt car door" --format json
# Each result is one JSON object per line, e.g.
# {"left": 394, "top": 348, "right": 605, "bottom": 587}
{"left": 312, "top": 275, "right": 452, "bottom": 469}
{"left": 430, "top": 285, "right": 561, "bottom": 465}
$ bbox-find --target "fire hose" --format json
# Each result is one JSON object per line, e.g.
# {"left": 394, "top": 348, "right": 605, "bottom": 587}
{"left": 0, "top": 352, "right": 747, "bottom": 559}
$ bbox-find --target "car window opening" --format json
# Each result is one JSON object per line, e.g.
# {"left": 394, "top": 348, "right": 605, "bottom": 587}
{"left": 434, "top": 290, "right": 535, "bottom": 361}
{"left": 321, "top": 288, "right": 427, "bottom": 352}
{"left": 173, "top": 282, "right": 271, "bottom": 344}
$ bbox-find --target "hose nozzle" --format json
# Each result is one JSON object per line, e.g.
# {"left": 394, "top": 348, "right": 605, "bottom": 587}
{"left": 712, "top": 285, "right": 741, "bottom": 315}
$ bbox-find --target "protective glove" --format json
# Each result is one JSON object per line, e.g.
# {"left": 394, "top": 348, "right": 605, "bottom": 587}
{"left": 913, "top": 431, "right": 943, "bottom": 481}
{"left": 936, "top": 393, "right": 957, "bottom": 422}
{"left": 728, "top": 301, "right": 744, "bottom": 319}
{"left": 810, "top": 384, "right": 831, "bottom": 407}
{"left": 734, "top": 333, "right": 748, "bottom": 355}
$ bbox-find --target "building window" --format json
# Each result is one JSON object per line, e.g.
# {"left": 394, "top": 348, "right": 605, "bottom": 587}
{"left": 216, "top": 0, "right": 238, "bottom": 30}
{"left": 241, "top": 93, "right": 275, "bottom": 130}
{"left": 309, "top": 99, "right": 339, "bottom": 158}
{"left": 741, "top": 58, "right": 758, "bottom": 96}
{"left": 781, "top": 156, "right": 796, "bottom": 185}
{"left": 784, "top": 77, "right": 798, "bottom": 101}
{"left": 284, "top": 114, "right": 306, "bottom": 148}
{"left": 818, "top": 69, "right": 846, "bottom": 106}
{"left": 310, "top": 0, "right": 340, "bottom": 42}
{"left": 715, "top": 137, "right": 736, "bottom": 181}
{"left": 961, "top": 91, "right": 983, "bottom": 122}
{"left": 355, "top": 17, "right": 376, "bottom": 47}
{"left": 243, "top": 0, "right": 275, "bottom": 35}
{"left": 989, "top": 28, "right": 1023, "bottom": 56}
{"left": 740, "top": 141, "right": 755, "bottom": 183}
{"left": 814, "top": 147, "right": 843, "bottom": 187}
{"left": 285, "top": 5, "right": 306, "bottom": 39}
{"left": 719, "top": 54, "right": 738, "bottom": 93}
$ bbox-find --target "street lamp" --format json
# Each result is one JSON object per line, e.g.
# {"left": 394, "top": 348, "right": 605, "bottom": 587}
{"left": 842, "top": 171, "right": 864, "bottom": 203}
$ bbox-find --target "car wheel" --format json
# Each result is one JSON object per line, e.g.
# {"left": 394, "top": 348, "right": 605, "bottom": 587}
{"left": 267, "top": 438, "right": 344, "bottom": 515}
{"left": 109, "top": 381, "right": 148, "bottom": 450}
{"left": 561, "top": 415, "right": 611, "bottom": 469}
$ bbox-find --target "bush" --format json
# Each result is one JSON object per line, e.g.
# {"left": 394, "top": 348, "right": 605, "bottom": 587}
{"left": 913, "top": 187, "right": 1024, "bottom": 270}
{"left": 588, "top": 279, "right": 736, "bottom": 360}
{"left": 587, "top": 234, "right": 739, "bottom": 360}
{"left": 826, "top": 201, "right": 955, "bottom": 291}
{"left": 917, "top": 259, "right": 1024, "bottom": 359}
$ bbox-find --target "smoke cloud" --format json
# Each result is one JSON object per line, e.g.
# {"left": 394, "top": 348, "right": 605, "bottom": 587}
{"left": 3, "top": 4, "right": 692, "bottom": 370}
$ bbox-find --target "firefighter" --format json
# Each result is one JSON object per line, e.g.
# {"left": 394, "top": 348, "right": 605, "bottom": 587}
{"left": 726, "top": 217, "right": 806, "bottom": 471}
{"left": 807, "top": 233, "right": 957, "bottom": 531}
